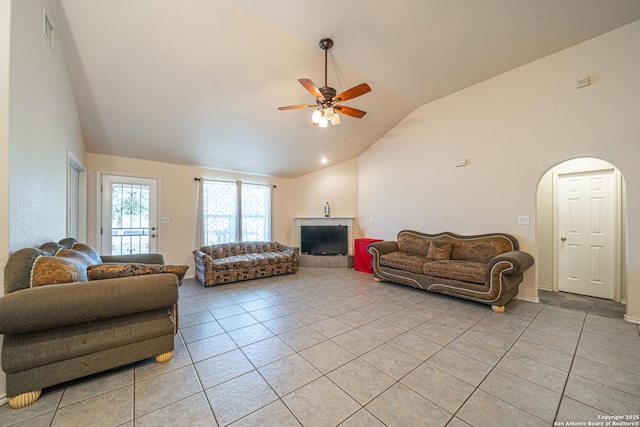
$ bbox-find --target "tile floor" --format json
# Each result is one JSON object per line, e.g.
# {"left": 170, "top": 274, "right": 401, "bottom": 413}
{"left": 1, "top": 268, "right": 639, "bottom": 426}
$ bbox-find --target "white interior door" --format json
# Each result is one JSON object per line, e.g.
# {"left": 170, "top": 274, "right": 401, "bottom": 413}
{"left": 101, "top": 174, "right": 158, "bottom": 255}
{"left": 557, "top": 169, "right": 615, "bottom": 299}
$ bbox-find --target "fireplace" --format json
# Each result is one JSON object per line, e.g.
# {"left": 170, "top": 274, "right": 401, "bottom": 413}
{"left": 295, "top": 217, "right": 354, "bottom": 257}
{"left": 301, "top": 225, "right": 348, "bottom": 255}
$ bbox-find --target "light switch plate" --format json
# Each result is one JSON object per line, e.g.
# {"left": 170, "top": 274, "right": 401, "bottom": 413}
{"left": 517, "top": 216, "right": 529, "bottom": 225}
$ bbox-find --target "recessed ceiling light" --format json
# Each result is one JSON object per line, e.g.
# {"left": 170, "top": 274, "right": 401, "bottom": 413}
{"left": 321, "top": 157, "right": 328, "bottom": 164}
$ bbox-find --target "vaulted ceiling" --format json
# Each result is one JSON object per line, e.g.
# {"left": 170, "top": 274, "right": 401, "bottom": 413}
{"left": 56, "top": 0, "right": 640, "bottom": 178}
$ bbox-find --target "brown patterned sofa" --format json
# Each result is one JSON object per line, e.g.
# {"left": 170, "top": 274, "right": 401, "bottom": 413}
{"left": 193, "top": 241, "right": 300, "bottom": 287}
{"left": 0, "top": 239, "right": 185, "bottom": 409}
{"left": 367, "top": 231, "right": 534, "bottom": 312}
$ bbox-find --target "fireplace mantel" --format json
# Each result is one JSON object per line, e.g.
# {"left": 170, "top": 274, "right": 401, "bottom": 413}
{"left": 295, "top": 217, "right": 354, "bottom": 226}
{"left": 295, "top": 217, "right": 354, "bottom": 255}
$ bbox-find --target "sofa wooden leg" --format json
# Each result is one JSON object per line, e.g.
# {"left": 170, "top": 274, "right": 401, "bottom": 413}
{"left": 155, "top": 351, "right": 174, "bottom": 363}
{"left": 373, "top": 277, "right": 382, "bottom": 282}
{"left": 9, "top": 390, "right": 42, "bottom": 409}
{"left": 491, "top": 305, "right": 506, "bottom": 313}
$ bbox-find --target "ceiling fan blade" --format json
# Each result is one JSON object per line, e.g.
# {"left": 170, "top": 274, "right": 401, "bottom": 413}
{"left": 298, "top": 78, "right": 325, "bottom": 100}
{"left": 333, "top": 83, "right": 371, "bottom": 103}
{"left": 335, "top": 105, "right": 367, "bottom": 118}
{"left": 278, "top": 104, "right": 317, "bottom": 111}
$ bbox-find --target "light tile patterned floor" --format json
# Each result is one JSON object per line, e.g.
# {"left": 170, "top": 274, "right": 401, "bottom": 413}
{"left": 1, "top": 268, "right": 639, "bottom": 426}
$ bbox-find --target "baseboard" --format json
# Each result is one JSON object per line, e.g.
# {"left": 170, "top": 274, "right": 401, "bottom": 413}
{"left": 0, "top": 395, "right": 7, "bottom": 407}
{"left": 624, "top": 314, "right": 640, "bottom": 325}
{"left": 517, "top": 296, "right": 540, "bottom": 304}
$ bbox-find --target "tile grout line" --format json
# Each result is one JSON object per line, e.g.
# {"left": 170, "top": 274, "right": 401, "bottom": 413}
{"left": 451, "top": 305, "right": 550, "bottom": 425}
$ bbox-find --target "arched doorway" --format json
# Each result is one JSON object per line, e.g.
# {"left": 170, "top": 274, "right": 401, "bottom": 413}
{"left": 536, "top": 157, "right": 626, "bottom": 304}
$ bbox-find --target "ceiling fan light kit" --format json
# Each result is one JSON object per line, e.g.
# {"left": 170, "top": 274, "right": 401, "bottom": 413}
{"left": 278, "top": 38, "right": 371, "bottom": 127}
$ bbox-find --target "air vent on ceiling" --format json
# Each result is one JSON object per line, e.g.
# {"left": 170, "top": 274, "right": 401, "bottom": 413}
{"left": 43, "top": 9, "right": 54, "bottom": 52}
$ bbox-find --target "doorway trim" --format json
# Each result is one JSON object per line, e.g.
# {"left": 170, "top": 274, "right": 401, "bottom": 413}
{"left": 551, "top": 162, "right": 623, "bottom": 302}
{"left": 67, "top": 151, "right": 87, "bottom": 242}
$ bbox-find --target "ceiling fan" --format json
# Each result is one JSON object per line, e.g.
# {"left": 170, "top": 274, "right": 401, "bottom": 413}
{"left": 278, "top": 38, "right": 371, "bottom": 127}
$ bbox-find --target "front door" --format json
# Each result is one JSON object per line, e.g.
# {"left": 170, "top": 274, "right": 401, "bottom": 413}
{"left": 101, "top": 174, "right": 158, "bottom": 255}
{"left": 557, "top": 169, "right": 616, "bottom": 299}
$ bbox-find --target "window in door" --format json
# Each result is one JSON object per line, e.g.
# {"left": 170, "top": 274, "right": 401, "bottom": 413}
{"left": 101, "top": 174, "right": 158, "bottom": 255}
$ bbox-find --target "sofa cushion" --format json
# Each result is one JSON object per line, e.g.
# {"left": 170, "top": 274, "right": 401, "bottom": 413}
{"left": 71, "top": 243, "right": 103, "bottom": 265}
{"left": 211, "top": 252, "right": 291, "bottom": 270}
{"left": 450, "top": 237, "right": 515, "bottom": 263}
{"left": 87, "top": 263, "right": 189, "bottom": 285}
{"left": 39, "top": 242, "right": 62, "bottom": 255}
{"left": 55, "top": 248, "right": 94, "bottom": 269}
{"left": 4, "top": 248, "right": 46, "bottom": 293}
{"left": 423, "top": 260, "right": 487, "bottom": 284}
{"left": 30, "top": 256, "right": 88, "bottom": 287}
{"left": 397, "top": 232, "right": 431, "bottom": 256}
{"left": 380, "top": 252, "right": 426, "bottom": 274}
{"left": 427, "top": 242, "right": 453, "bottom": 260}
{"left": 200, "top": 241, "right": 284, "bottom": 259}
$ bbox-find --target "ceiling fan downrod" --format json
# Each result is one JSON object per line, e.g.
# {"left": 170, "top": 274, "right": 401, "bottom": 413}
{"left": 277, "top": 37, "right": 370, "bottom": 124}
{"left": 319, "top": 38, "right": 333, "bottom": 88}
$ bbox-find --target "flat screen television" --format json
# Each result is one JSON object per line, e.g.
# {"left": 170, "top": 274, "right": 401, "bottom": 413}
{"left": 301, "top": 225, "right": 348, "bottom": 255}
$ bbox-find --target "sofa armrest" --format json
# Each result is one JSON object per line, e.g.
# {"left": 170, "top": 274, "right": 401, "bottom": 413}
{"left": 0, "top": 274, "right": 178, "bottom": 335}
{"left": 193, "top": 249, "right": 213, "bottom": 272}
{"left": 100, "top": 253, "right": 165, "bottom": 264}
{"left": 282, "top": 245, "right": 300, "bottom": 259}
{"left": 367, "top": 241, "right": 399, "bottom": 258}
{"left": 487, "top": 250, "right": 535, "bottom": 275}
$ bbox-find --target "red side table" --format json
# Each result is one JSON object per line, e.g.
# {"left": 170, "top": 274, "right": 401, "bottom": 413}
{"left": 354, "top": 238, "right": 383, "bottom": 273}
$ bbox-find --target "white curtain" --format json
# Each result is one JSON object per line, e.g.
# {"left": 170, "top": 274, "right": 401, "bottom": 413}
{"left": 195, "top": 178, "right": 204, "bottom": 248}
{"left": 198, "top": 179, "right": 271, "bottom": 245}
{"left": 202, "top": 180, "right": 238, "bottom": 245}
{"left": 241, "top": 182, "right": 271, "bottom": 241}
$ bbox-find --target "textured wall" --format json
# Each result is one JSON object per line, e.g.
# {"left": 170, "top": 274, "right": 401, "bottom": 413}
{"left": 359, "top": 21, "right": 640, "bottom": 320}
{"left": 8, "top": 0, "right": 85, "bottom": 251}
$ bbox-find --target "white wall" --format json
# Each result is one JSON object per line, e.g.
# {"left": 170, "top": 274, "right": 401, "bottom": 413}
{"left": 359, "top": 21, "right": 640, "bottom": 321}
{"left": 86, "top": 154, "right": 295, "bottom": 273}
{"left": 290, "top": 157, "right": 361, "bottom": 233}
{"left": 9, "top": 0, "right": 85, "bottom": 250}
{"left": 0, "top": 0, "right": 11, "bottom": 405}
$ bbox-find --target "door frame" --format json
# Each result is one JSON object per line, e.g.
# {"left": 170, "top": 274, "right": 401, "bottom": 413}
{"left": 96, "top": 171, "right": 162, "bottom": 255}
{"left": 67, "top": 151, "right": 87, "bottom": 242}
{"left": 552, "top": 166, "right": 623, "bottom": 302}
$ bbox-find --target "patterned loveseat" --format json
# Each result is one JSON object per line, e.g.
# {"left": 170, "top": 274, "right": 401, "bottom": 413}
{"left": 193, "top": 241, "right": 299, "bottom": 286}
{"left": 367, "top": 231, "right": 534, "bottom": 312}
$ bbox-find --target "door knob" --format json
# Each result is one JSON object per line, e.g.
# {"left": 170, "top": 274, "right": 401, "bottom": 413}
{"left": 560, "top": 237, "right": 567, "bottom": 241}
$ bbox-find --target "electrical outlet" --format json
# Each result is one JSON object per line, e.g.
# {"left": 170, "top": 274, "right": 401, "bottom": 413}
{"left": 517, "top": 216, "right": 529, "bottom": 225}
